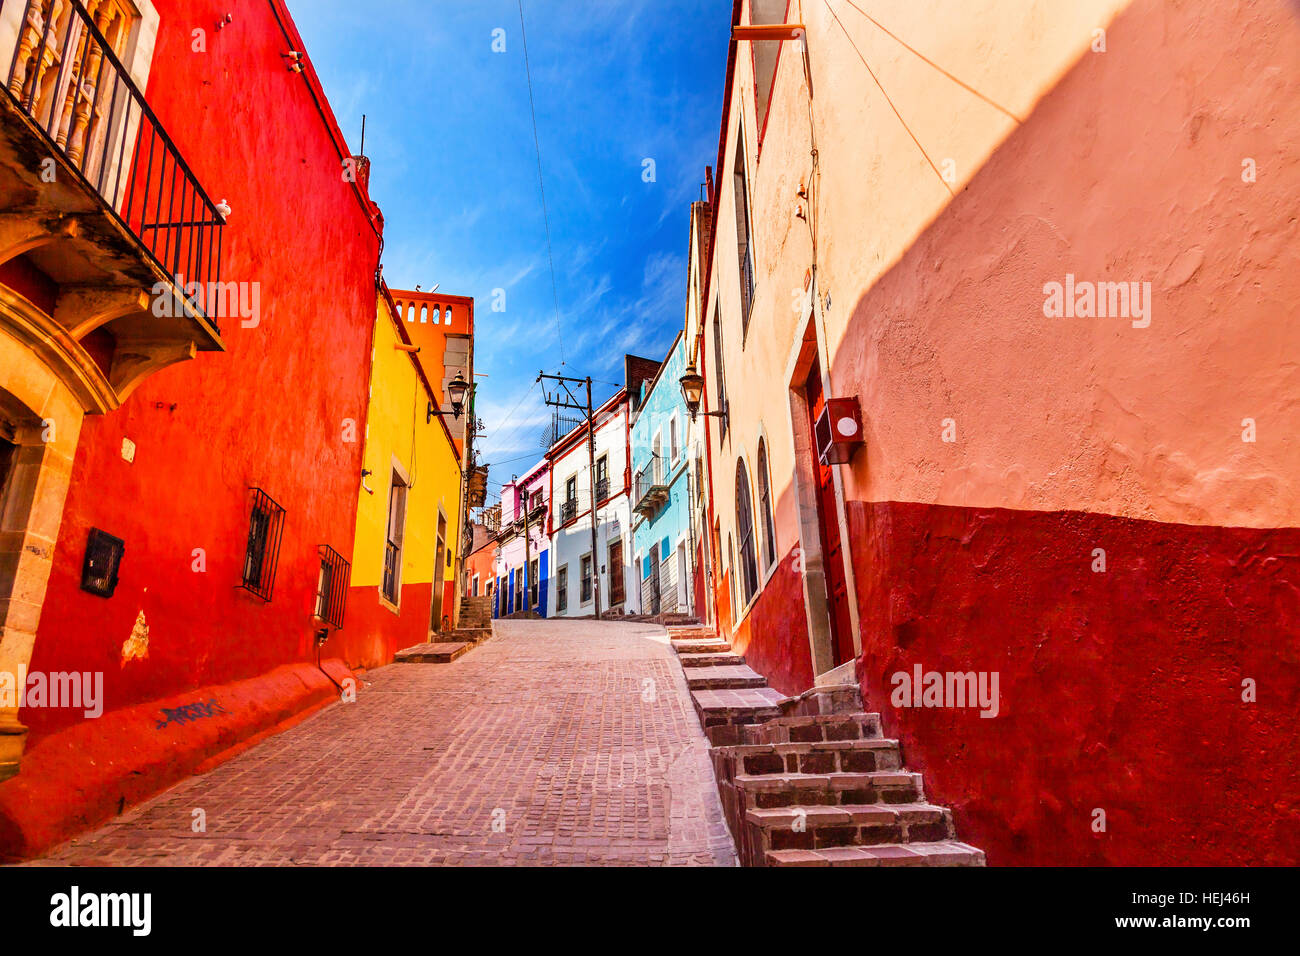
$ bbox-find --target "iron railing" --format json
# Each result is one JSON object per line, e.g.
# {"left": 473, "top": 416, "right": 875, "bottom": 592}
{"left": 595, "top": 476, "right": 609, "bottom": 502}
{"left": 4, "top": 0, "right": 225, "bottom": 328}
{"left": 561, "top": 498, "right": 577, "bottom": 523}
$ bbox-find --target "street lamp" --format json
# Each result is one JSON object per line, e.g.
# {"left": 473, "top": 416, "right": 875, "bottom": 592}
{"left": 428, "top": 370, "right": 471, "bottom": 422}
{"left": 679, "top": 362, "right": 726, "bottom": 425}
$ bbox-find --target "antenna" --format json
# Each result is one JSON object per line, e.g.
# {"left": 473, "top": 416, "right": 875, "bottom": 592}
{"left": 359, "top": 114, "right": 366, "bottom": 156}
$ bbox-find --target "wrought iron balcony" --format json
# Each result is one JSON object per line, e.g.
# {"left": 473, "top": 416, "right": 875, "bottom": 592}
{"left": 594, "top": 475, "right": 609, "bottom": 502}
{"left": 633, "top": 466, "right": 669, "bottom": 518}
{"left": 0, "top": 0, "right": 225, "bottom": 412}
{"left": 560, "top": 498, "right": 577, "bottom": 524}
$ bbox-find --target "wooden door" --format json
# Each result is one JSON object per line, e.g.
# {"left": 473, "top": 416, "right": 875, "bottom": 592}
{"left": 608, "top": 539, "right": 625, "bottom": 606}
{"left": 805, "top": 359, "right": 855, "bottom": 666}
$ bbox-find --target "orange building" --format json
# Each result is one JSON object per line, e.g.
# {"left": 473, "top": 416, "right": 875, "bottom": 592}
{"left": 690, "top": 0, "right": 1300, "bottom": 865}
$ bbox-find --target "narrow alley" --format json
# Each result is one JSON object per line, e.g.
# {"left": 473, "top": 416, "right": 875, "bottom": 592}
{"left": 30, "top": 621, "right": 736, "bottom": 867}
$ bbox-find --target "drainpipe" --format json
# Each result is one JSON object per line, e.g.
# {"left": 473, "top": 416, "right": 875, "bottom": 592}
{"left": 314, "top": 628, "right": 345, "bottom": 695}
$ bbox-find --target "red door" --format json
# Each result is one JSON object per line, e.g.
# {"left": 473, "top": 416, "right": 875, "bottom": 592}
{"left": 805, "top": 360, "right": 855, "bottom": 666}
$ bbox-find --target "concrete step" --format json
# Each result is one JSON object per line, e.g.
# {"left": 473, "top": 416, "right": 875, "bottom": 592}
{"left": 678, "top": 651, "right": 746, "bottom": 668}
{"left": 684, "top": 665, "right": 769, "bottom": 691}
{"left": 666, "top": 625, "right": 718, "bottom": 640}
{"left": 746, "top": 802, "right": 953, "bottom": 851}
{"left": 733, "top": 770, "right": 925, "bottom": 809}
{"left": 672, "top": 638, "right": 732, "bottom": 655}
{"left": 394, "top": 641, "right": 472, "bottom": 664}
{"left": 432, "top": 627, "right": 491, "bottom": 645}
{"left": 691, "top": 687, "right": 788, "bottom": 743}
{"left": 719, "top": 738, "right": 903, "bottom": 777}
{"left": 743, "top": 712, "right": 883, "bottom": 745}
{"left": 766, "top": 841, "right": 986, "bottom": 867}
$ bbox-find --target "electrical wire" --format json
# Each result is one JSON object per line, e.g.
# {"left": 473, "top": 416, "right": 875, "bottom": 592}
{"left": 838, "top": 0, "right": 1023, "bottom": 123}
{"left": 517, "top": 0, "right": 567, "bottom": 366}
{"left": 823, "top": 0, "right": 954, "bottom": 198}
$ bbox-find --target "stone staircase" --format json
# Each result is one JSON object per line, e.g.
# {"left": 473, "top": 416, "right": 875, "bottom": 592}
{"left": 668, "top": 625, "right": 985, "bottom": 868}
{"left": 458, "top": 594, "right": 494, "bottom": 630}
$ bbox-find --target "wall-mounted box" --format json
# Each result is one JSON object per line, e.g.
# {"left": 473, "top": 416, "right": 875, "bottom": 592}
{"left": 814, "top": 397, "right": 864, "bottom": 465}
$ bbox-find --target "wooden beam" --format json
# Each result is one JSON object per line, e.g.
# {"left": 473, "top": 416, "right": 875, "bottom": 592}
{"left": 733, "top": 23, "right": 805, "bottom": 41}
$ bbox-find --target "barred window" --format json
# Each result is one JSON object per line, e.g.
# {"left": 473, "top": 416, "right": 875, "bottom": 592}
{"left": 315, "top": 545, "right": 350, "bottom": 629}
{"left": 242, "top": 489, "right": 286, "bottom": 601}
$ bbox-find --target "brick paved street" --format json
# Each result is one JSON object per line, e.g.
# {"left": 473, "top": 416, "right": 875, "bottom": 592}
{"left": 31, "top": 620, "right": 737, "bottom": 866}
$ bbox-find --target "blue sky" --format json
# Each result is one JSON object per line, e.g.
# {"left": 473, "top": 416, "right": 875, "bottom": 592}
{"left": 293, "top": 0, "right": 730, "bottom": 500}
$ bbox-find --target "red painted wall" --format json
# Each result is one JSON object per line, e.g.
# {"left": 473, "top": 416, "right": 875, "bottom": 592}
{"left": 342, "top": 584, "right": 433, "bottom": 670}
{"left": 847, "top": 500, "right": 1300, "bottom": 866}
{"left": 730, "top": 547, "right": 815, "bottom": 697}
{"left": 465, "top": 546, "right": 496, "bottom": 597}
{"left": 24, "top": 0, "right": 382, "bottom": 745}
{"left": 823, "top": 0, "right": 1300, "bottom": 864}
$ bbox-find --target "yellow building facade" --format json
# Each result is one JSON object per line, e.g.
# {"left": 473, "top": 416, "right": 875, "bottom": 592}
{"left": 345, "top": 290, "right": 463, "bottom": 665}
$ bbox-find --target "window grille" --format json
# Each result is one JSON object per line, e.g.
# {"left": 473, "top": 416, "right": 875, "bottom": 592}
{"left": 315, "top": 544, "right": 350, "bottom": 629}
{"left": 241, "top": 488, "right": 286, "bottom": 601}
{"left": 81, "top": 528, "right": 124, "bottom": 598}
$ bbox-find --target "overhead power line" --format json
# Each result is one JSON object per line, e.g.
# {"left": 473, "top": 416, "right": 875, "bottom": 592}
{"left": 517, "top": 0, "right": 567, "bottom": 366}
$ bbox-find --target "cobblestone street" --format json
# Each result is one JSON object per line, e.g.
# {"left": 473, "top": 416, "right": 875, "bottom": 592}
{"left": 32, "top": 621, "right": 737, "bottom": 866}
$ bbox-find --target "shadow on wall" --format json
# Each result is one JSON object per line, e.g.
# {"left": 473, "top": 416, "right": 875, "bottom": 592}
{"left": 827, "top": 0, "right": 1300, "bottom": 865}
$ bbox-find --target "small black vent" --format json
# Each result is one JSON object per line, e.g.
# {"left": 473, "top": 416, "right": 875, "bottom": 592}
{"left": 240, "top": 488, "right": 286, "bottom": 601}
{"left": 81, "top": 528, "right": 124, "bottom": 598}
{"left": 315, "top": 545, "right": 350, "bottom": 630}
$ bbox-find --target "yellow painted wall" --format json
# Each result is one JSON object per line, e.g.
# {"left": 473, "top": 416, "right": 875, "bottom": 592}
{"left": 352, "top": 296, "right": 461, "bottom": 597}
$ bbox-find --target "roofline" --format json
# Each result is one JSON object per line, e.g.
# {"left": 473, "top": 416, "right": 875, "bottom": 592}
{"left": 700, "top": 0, "right": 745, "bottom": 327}
{"left": 377, "top": 280, "right": 459, "bottom": 452}
{"left": 633, "top": 328, "right": 685, "bottom": 408}
{"left": 267, "top": 0, "right": 383, "bottom": 241}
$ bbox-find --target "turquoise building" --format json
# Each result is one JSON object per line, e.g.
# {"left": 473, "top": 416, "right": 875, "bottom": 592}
{"left": 630, "top": 331, "right": 697, "bottom": 617}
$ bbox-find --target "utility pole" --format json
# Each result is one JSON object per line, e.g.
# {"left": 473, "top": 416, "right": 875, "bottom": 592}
{"left": 539, "top": 370, "right": 602, "bottom": 620}
{"left": 584, "top": 376, "right": 601, "bottom": 621}
{"left": 519, "top": 474, "right": 531, "bottom": 616}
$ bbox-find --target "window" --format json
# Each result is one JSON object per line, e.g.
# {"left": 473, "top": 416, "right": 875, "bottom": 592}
{"left": 595, "top": 455, "right": 609, "bottom": 501}
{"left": 734, "top": 128, "right": 756, "bottom": 334}
{"left": 750, "top": 0, "right": 787, "bottom": 141}
{"left": 315, "top": 545, "right": 350, "bottom": 629}
{"left": 736, "top": 461, "right": 760, "bottom": 606}
{"left": 529, "top": 489, "right": 543, "bottom": 512}
{"left": 580, "top": 554, "right": 593, "bottom": 604}
{"left": 728, "top": 534, "right": 738, "bottom": 613}
{"left": 563, "top": 475, "right": 578, "bottom": 522}
{"left": 382, "top": 472, "right": 408, "bottom": 604}
{"left": 557, "top": 566, "right": 569, "bottom": 612}
{"left": 756, "top": 439, "right": 777, "bottom": 570}
{"left": 652, "top": 432, "right": 663, "bottom": 484}
{"left": 80, "top": 528, "right": 125, "bottom": 598}
{"left": 712, "top": 306, "right": 728, "bottom": 440}
{"left": 242, "top": 488, "right": 286, "bottom": 601}
{"left": 670, "top": 416, "right": 680, "bottom": 463}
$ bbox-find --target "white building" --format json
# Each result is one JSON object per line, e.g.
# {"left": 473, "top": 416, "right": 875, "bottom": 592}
{"left": 546, "top": 357, "right": 661, "bottom": 618}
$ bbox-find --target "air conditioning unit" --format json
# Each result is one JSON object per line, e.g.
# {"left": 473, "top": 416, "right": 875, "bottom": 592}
{"left": 813, "top": 397, "right": 864, "bottom": 465}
